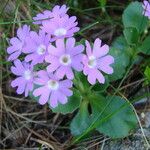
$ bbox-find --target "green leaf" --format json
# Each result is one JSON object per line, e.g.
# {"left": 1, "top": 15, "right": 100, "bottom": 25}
{"left": 109, "top": 46, "right": 130, "bottom": 81}
{"left": 99, "top": 0, "right": 107, "bottom": 7}
{"left": 144, "top": 66, "right": 150, "bottom": 81}
{"left": 50, "top": 90, "right": 82, "bottom": 114}
{"left": 138, "top": 36, "right": 150, "bottom": 55}
{"left": 76, "top": 38, "right": 86, "bottom": 45}
{"left": 70, "top": 100, "right": 91, "bottom": 136}
{"left": 112, "top": 36, "right": 128, "bottom": 50}
{"left": 72, "top": 94, "right": 137, "bottom": 141}
{"left": 109, "top": 36, "right": 132, "bottom": 82}
{"left": 123, "top": 27, "right": 139, "bottom": 45}
{"left": 122, "top": 1, "right": 148, "bottom": 33}
{"left": 90, "top": 95, "right": 137, "bottom": 138}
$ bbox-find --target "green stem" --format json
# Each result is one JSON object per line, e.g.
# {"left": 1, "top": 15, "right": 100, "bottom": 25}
{"left": 73, "top": 76, "right": 85, "bottom": 94}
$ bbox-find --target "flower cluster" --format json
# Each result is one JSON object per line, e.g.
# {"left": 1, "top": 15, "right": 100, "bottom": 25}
{"left": 7, "top": 5, "right": 114, "bottom": 108}
{"left": 143, "top": 0, "right": 150, "bottom": 19}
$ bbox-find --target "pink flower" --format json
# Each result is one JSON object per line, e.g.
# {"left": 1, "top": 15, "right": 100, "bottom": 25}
{"left": 7, "top": 25, "right": 30, "bottom": 61}
{"left": 41, "top": 15, "right": 79, "bottom": 41}
{"left": 82, "top": 38, "right": 114, "bottom": 85}
{"left": 24, "top": 30, "right": 50, "bottom": 65}
{"left": 33, "top": 5, "right": 69, "bottom": 24}
{"left": 11, "top": 59, "right": 34, "bottom": 96}
{"left": 45, "top": 38, "right": 84, "bottom": 79}
{"left": 143, "top": 0, "right": 150, "bottom": 19}
{"left": 33, "top": 70, "right": 73, "bottom": 108}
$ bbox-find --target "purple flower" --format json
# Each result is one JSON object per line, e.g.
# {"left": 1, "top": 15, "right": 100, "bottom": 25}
{"left": 82, "top": 38, "right": 114, "bottom": 85}
{"left": 33, "top": 5, "right": 69, "bottom": 24}
{"left": 7, "top": 25, "right": 30, "bottom": 61}
{"left": 45, "top": 38, "right": 84, "bottom": 79}
{"left": 41, "top": 15, "right": 79, "bottom": 41}
{"left": 33, "top": 10, "right": 51, "bottom": 25}
{"left": 24, "top": 30, "right": 50, "bottom": 65}
{"left": 33, "top": 70, "right": 73, "bottom": 108}
{"left": 11, "top": 59, "right": 34, "bottom": 97}
{"left": 143, "top": 0, "right": 150, "bottom": 19}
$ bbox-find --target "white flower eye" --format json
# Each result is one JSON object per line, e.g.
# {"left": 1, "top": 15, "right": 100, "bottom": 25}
{"left": 47, "top": 80, "right": 59, "bottom": 90}
{"left": 88, "top": 56, "right": 97, "bottom": 68}
{"left": 37, "top": 44, "right": 46, "bottom": 55}
{"left": 24, "top": 70, "right": 32, "bottom": 80}
{"left": 59, "top": 54, "right": 71, "bottom": 66}
{"left": 54, "top": 28, "right": 67, "bottom": 36}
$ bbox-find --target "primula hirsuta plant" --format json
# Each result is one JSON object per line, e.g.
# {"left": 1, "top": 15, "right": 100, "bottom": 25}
{"left": 7, "top": 1, "right": 150, "bottom": 140}
{"left": 8, "top": 5, "right": 114, "bottom": 107}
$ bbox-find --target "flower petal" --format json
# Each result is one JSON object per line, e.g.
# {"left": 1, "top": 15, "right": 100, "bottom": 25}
{"left": 97, "top": 55, "right": 114, "bottom": 74}
{"left": 49, "top": 91, "right": 58, "bottom": 108}
{"left": 38, "top": 88, "right": 50, "bottom": 105}
{"left": 85, "top": 40, "right": 92, "bottom": 56}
